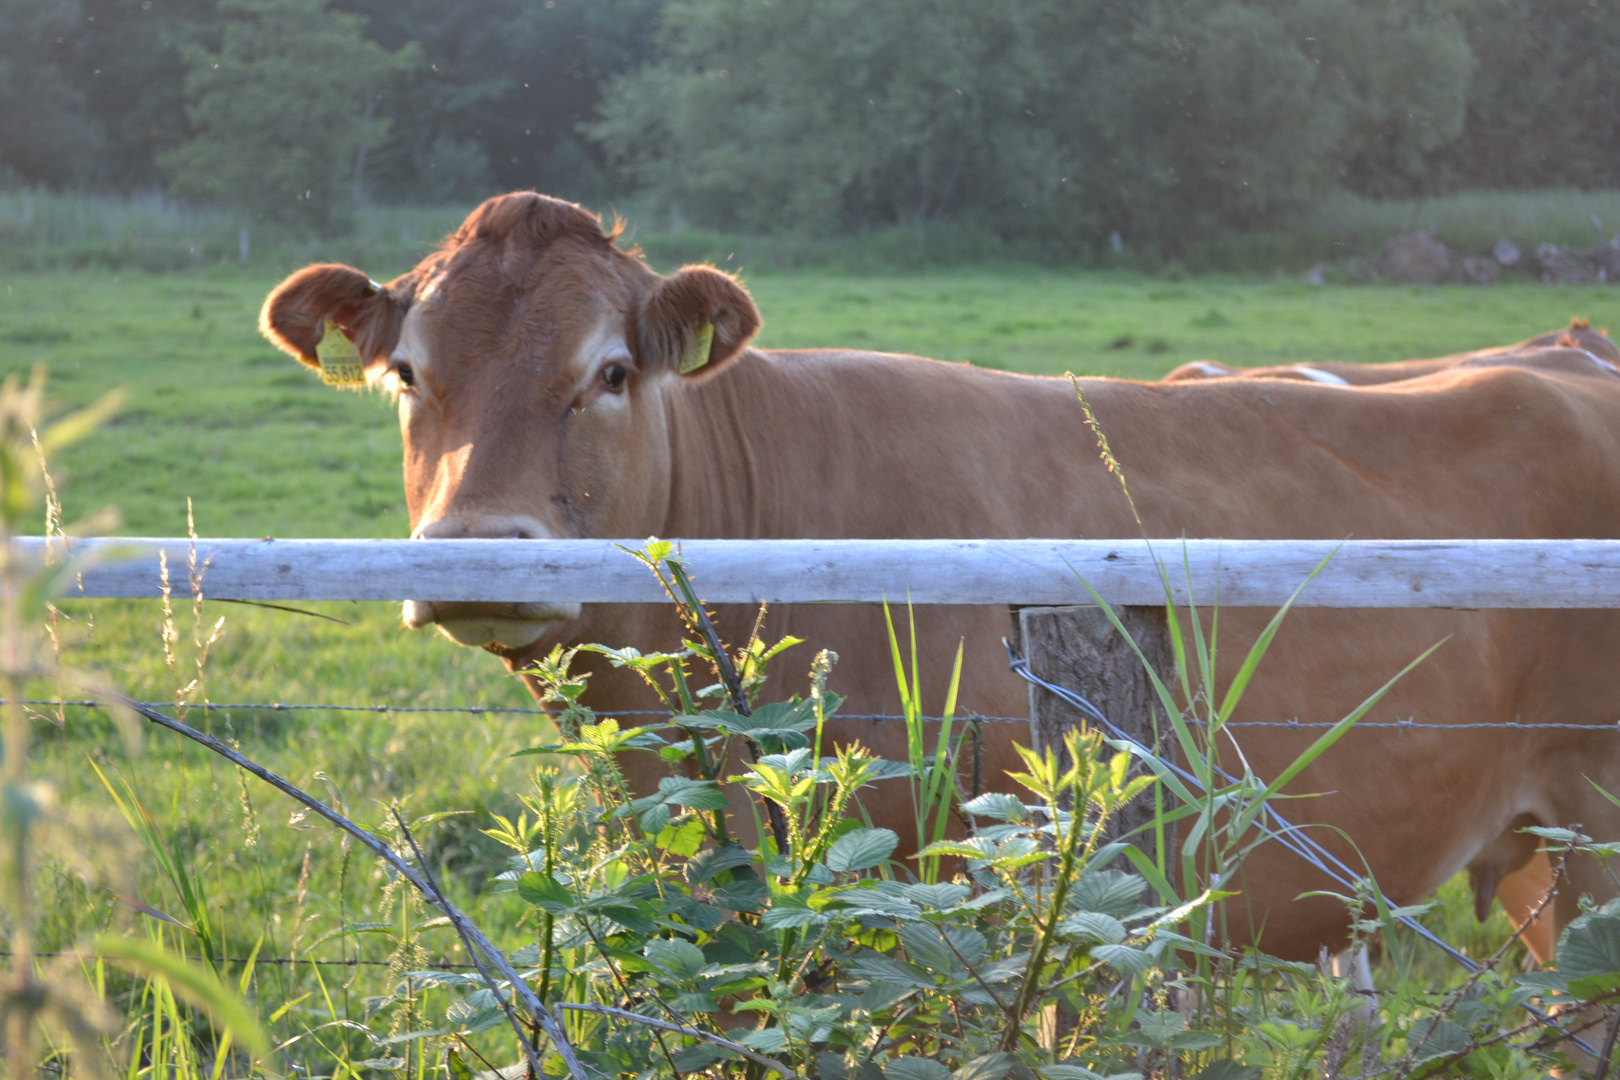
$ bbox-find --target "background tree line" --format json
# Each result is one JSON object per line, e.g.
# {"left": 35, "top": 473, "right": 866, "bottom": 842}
{"left": 2, "top": 0, "right": 1616, "bottom": 251}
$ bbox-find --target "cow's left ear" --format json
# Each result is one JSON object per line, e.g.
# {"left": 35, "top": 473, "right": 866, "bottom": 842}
{"left": 637, "top": 266, "right": 761, "bottom": 377}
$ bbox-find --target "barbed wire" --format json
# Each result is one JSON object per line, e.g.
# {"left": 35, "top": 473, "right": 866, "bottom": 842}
{"left": 13, "top": 699, "right": 1620, "bottom": 731}
{"left": 0, "top": 950, "right": 481, "bottom": 970}
{"left": 4, "top": 698, "right": 1024, "bottom": 724}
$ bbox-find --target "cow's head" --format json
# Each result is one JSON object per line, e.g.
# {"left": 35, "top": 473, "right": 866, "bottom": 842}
{"left": 260, "top": 192, "right": 761, "bottom": 653}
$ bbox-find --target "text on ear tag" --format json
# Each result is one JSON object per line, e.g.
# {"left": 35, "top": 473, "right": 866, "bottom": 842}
{"left": 679, "top": 318, "right": 715, "bottom": 375}
{"left": 317, "top": 317, "right": 366, "bottom": 386}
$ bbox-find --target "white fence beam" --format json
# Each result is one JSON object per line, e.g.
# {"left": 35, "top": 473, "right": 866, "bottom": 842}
{"left": 21, "top": 536, "right": 1620, "bottom": 609}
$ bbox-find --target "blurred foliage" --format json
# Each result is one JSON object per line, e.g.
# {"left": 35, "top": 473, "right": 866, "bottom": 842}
{"left": 157, "top": 0, "right": 418, "bottom": 234}
{"left": 1, "top": 0, "right": 1618, "bottom": 251}
{"left": 594, "top": 0, "right": 1491, "bottom": 254}
{"left": 0, "top": 0, "right": 105, "bottom": 189}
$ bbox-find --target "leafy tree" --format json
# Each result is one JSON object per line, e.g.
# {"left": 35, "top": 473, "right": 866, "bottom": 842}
{"left": 60, "top": 0, "right": 218, "bottom": 191}
{"left": 335, "top": 0, "right": 663, "bottom": 204}
{"left": 589, "top": 0, "right": 1487, "bottom": 253}
{"left": 1437, "top": 0, "right": 1620, "bottom": 192}
{"left": 591, "top": 0, "right": 1076, "bottom": 238}
{"left": 159, "top": 0, "right": 417, "bottom": 232}
{"left": 1299, "top": 0, "right": 1474, "bottom": 198}
{"left": 1059, "top": 0, "right": 1348, "bottom": 248}
{"left": 0, "top": 0, "right": 104, "bottom": 187}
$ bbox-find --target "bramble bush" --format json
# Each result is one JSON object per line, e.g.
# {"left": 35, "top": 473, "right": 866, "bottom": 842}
{"left": 372, "top": 541, "right": 1620, "bottom": 1080}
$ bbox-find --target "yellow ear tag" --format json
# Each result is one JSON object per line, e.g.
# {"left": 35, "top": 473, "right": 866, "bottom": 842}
{"left": 679, "top": 318, "right": 714, "bottom": 375}
{"left": 316, "top": 317, "right": 366, "bottom": 387}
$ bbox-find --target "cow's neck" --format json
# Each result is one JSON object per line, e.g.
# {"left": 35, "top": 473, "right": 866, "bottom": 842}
{"left": 654, "top": 350, "right": 1142, "bottom": 540}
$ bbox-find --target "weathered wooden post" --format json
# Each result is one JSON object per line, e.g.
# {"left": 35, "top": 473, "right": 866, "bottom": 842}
{"left": 1012, "top": 605, "right": 1176, "bottom": 861}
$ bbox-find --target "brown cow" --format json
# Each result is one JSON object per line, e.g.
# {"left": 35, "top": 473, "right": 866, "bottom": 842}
{"left": 261, "top": 192, "right": 1620, "bottom": 963}
{"left": 1162, "top": 319, "right": 1620, "bottom": 386}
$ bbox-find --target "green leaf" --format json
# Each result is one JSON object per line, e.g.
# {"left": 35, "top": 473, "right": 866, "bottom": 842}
{"left": 1407, "top": 1018, "right": 1471, "bottom": 1062}
{"left": 1093, "top": 943, "right": 1156, "bottom": 977}
{"left": 645, "top": 938, "right": 706, "bottom": 980}
{"left": 739, "top": 1027, "right": 788, "bottom": 1053}
{"left": 899, "top": 882, "right": 971, "bottom": 909}
{"left": 674, "top": 1043, "right": 737, "bottom": 1071}
{"left": 711, "top": 876, "right": 771, "bottom": 912}
{"left": 656, "top": 815, "right": 707, "bottom": 857}
{"left": 445, "top": 1048, "right": 474, "bottom": 1080}
{"left": 1515, "top": 970, "right": 1569, "bottom": 994}
{"left": 826, "top": 827, "right": 898, "bottom": 873}
{"left": 887, "top": 1059, "right": 954, "bottom": 1080}
{"left": 961, "top": 793, "right": 1029, "bottom": 822}
{"left": 639, "top": 802, "right": 672, "bottom": 834}
{"left": 954, "top": 1053, "right": 1016, "bottom": 1080}
{"left": 1190, "top": 1062, "right": 1259, "bottom": 1080}
{"left": 1559, "top": 910, "right": 1620, "bottom": 996}
{"left": 516, "top": 871, "right": 576, "bottom": 914}
{"left": 687, "top": 842, "right": 756, "bottom": 885}
{"left": 1038, "top": 1067, "right": 1111, "bottom": 1080}
{"left": 657, "top": 776, "right": 730, "bottom": 811}
{"left": 834, "top": 888, "right": 923, "bottom": 921}
{"left": 844, "top": 951, "right": 933, "bottom": 990}
{"left": 1167, "top": 1031, "right": 1223, "bottom": 1051}
{"left": 1072, "top": 871, "right": 1147, "bottom": 917}
{"left": 761, "top": 901, "right": 826, "bottom": 931}
{"left": 899, "top": 923, "right": 986, "bottom": 974}
{"left": 1060, "top": 911, "right": 1126, "bottom": 945}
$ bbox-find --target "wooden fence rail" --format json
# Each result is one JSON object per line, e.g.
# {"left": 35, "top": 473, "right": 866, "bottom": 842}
{"left": 21, "top": 536, "right": 1620, "bottom": 608}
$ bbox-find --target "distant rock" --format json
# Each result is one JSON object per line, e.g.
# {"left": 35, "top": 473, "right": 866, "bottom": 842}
{"left": 1458, "top": 257, "right": 1497, "bottom": 284}
{"left": 1304, "top": 264, "right": 1325, "bottom": 285}
{"left": 1381, "top": 232, "right": 1453, "bottom": 284}
{"left": 1536, "top": 243, "right": 1616, "bottom": 284}
{"left": 1493, "top": 240, "right": 1521, "bottom": 266}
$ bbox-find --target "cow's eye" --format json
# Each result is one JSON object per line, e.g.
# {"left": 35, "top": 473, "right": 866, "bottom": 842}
{"left": 601, "top": 363, "right": 627, "bottom": 391}
{"left": 395, "top": 363, "right": 416, "bottom": 388}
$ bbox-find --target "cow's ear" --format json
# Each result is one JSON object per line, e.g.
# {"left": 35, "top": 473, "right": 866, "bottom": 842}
{"left": 260, "top": 263, "right": 403, "bottom": 379}
{"left": 637, "top": 266, "right": 761, "bottom": 377}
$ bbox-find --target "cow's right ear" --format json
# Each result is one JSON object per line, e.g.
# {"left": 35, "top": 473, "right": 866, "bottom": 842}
{"left": 260, "top": 264, "right": 403, "bottom": 377}
{"left": 637, "top": 266, "right": 761, "bottom": 378}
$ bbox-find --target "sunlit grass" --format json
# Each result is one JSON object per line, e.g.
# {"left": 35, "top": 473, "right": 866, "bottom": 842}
{"left": 0, "top": 252, "right": 1608, "bottom": 1070}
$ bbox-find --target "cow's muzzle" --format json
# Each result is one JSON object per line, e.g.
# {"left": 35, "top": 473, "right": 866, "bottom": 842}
{"left": 401, "top": 599, "right": 582, "bottom": 649}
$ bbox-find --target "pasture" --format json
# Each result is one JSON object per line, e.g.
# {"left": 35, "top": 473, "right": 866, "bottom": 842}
{"left": 5, "top": 261, "right": 1619, "bottom": 1072}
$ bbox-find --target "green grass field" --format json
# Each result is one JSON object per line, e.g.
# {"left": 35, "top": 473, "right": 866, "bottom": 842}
{"left": 4, "top": 260, "right": 1609, "bottom": 1069}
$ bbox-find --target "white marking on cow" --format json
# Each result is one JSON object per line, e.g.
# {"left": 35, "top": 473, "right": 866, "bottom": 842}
{"left": 1578, "top": 349, "right": 1620, "bottom": 375}
{"left": 573, "top": 317, "right": 635, "bottom": 409}
{"left": 1190, "top": 362, "right": 1233, "bottom": 377}
{"left": 1291, "top": 366, "right": 1351, "bottom": 386}
{"left": 397, "top": 306, "right": 434, "bottom": 374}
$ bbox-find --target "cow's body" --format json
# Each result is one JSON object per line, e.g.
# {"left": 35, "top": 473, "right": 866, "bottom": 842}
{"left": 261, "top": 192, "right": 1620, "bottom": 963}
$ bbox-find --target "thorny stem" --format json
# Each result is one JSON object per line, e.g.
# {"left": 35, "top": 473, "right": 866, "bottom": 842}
{"left": 1397, "top": 838, "right": 1578, "bottom": 1075}
{"left": 999, "top": 794, "right": 1094, "bottom": 1051}
{"left": 557, "top": 1004, "right": 793, "bottom": 1079}
{"left": 664, "top": 558, "right": 791, "bottom": 855}
{"left": 119, "top": 693, "right": 587, "bottom": 1080}
{"left": 392, "top": 808, "right": 546, "bottom": 1079}
{"left": 1599, "top": 1006, "right": 1620, "bottom": 1080}
{"left": 578, "top": 914, "right": 686, "bottom": 1079}
{"left": 1376, "top": 986, "right": 1620, "bottom": 1080}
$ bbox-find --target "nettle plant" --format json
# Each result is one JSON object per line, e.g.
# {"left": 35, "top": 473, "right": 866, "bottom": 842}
{"left": 404, "top": 543, "right": 1244, "bottom": 1080}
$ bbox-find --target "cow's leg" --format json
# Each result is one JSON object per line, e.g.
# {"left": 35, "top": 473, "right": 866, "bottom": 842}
{"left": 1330, "top": 947, "right": 1377, "bottom": 1025}
{"left": 1495, "top": 851, "right": 1558, "bottom": 965}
